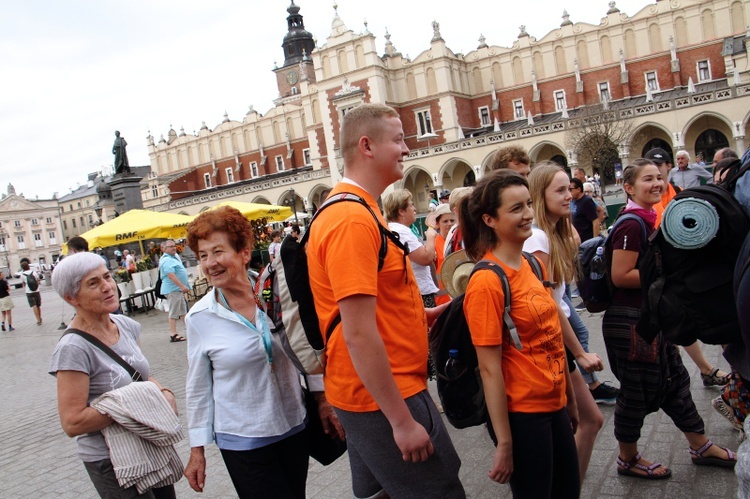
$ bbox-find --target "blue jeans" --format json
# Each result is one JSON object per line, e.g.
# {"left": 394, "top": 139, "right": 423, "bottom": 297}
{"left": 563, "top": 289, "right": 598, "bottom": 385}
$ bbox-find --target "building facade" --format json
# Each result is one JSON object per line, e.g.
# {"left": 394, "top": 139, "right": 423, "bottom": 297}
{"left": 0, "top": 184, "right": 64, "bottom": 273}
{"left": 147, "top": 0, "right": 750, "bottom": 215}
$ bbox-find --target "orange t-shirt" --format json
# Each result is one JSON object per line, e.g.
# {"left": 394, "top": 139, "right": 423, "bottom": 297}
{"left": 434, "top": 234, "right": 450, "bottom": 306}
{"left": 463, "top": 251, "right": 567, "bottom": 413}
{"left": 654, "top": 182, "right": 678, "bottom": 228}
{"left": 307, "top": 183, "right": 428, "bottom": 412}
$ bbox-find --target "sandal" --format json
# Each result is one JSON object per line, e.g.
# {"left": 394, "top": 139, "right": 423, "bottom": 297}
{"left": 689, "top": 439, "right": 736, "bottom": 468}
{"left": 616, "top": 453, "right": 671, "bottom": 480}
{"left": 170, "top": 334, "right": 186, "bottom": 342}
{"left": 701, "top": 368, "right": 730, "bottom": 387}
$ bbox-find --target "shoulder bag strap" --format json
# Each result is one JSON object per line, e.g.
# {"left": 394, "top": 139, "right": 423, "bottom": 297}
{"left": 64, "top": 328, "right": 144, "bottom": 382}
{"left": 471, "top": 260, "right": 522, "bottom": 351}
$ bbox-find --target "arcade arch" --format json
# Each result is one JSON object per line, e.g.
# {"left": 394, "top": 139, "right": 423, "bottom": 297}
{"left": 682, "top": 113, "right": 733, "bottom": 162}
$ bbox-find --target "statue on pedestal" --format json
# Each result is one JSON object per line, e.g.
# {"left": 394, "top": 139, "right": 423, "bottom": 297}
{"left": 112, "top": 130, "right": 130, "bottom": 175}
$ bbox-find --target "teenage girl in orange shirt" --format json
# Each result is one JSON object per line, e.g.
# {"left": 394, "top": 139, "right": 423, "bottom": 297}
{"left": 461, "top": 169, "right": 581, "bottom": 498}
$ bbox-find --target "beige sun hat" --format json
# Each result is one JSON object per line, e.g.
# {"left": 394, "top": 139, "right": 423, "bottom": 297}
{"left": 425, "top": 203, "right": 452, "bottom": 230}
{"left": 440, "top": 249, "right": 475, "bottom": 298}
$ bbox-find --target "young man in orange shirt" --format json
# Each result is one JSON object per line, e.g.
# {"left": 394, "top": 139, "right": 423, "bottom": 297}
{"left": 307, "top": 104, "right": 465, "bottom": 498}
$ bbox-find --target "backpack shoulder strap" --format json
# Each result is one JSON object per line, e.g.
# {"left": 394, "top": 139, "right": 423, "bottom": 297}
{"left": 470, "top": 261, "right": 522, "bottom": 351}
{"left": 608, "top": 213, "right": 648, "bottom": 250}
{"left": 520, "top": 251, "right": 556, "bottom": 289}
{"left": 304, "top": 192, "right": 409, "bottom": 271}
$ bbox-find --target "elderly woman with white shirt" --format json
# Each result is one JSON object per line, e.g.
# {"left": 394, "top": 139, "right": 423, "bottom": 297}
{"left": 383, "top": 189, "right": 439, "bottom": 307}
{"left": 182, "top": 206, "right": 342, "bottom": 498}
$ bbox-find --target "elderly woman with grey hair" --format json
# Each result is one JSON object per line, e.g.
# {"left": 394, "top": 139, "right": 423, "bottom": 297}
{"left": 49, "top": 252, "right": 179, "bottom": 498}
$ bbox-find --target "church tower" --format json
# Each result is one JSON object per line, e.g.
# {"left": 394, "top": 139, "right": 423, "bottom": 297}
{"left": 274, "top": 1, "right": 316, "bottom": 99}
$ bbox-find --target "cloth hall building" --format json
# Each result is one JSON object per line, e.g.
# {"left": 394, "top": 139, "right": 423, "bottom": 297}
{"left": 146, "top": 0, "right": 750, "bottom": 216}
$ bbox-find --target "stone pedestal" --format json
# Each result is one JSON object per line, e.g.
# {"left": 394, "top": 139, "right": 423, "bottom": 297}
{"left": 108, "top": 174, "right": 143, "bottom": 214}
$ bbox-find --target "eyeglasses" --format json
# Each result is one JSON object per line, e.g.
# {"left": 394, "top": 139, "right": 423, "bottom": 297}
{"left": 584, "top": 190, "right": 594, "bottom": 194}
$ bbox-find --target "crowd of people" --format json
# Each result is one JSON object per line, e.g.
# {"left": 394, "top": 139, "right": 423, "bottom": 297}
{"left": 42, "top": 102, "right": 747, "bottom": 498}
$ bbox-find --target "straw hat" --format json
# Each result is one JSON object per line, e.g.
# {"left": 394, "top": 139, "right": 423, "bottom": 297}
{"left": 425, "top": 203, "right": 452, "bottom": 230}
{"left": 440, "top": 249, "right": 475, "bottom": 298}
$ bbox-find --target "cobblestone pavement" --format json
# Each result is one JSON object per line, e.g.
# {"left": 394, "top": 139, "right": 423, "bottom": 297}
{"left": 0, "top": 279, "right": 740, "bottom": 498}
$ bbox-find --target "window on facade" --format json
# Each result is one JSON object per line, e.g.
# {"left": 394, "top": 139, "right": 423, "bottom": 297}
{"left": 697, "top": 60, "right": 711, "bottom": 82}
{"left": 49, "top": 231, "right": 56, "bottom": 244}
{"left": 204, "top": 173, "right": 212, "bottom": 189}
{"left": 479, "top": 107, "right": 491, "bottom": 126}
{"left": 34, "top": 233, "right": 42, "bottom": 247}
{"left": 69, "top": 204, "right": 73, "bottom": 211}
{"left": 88, "top": 214, "right": 93, "bottom": 225}
{"left": 77, "top": 202, "right": 81, "bottom": 208}
{"left": 0, "top": 236, "right": 5, "bottom": 251}
{"left": 151, "top": 185, "right": 158, "bottom": 198}
{"left": 645, "top": 71, "right": 659, "bottom": 91}
{"left": 80, "top": 216, "right": 84, "bottom": 227}
{"left": 416, "top": 109, "right": 433, "bottom": 136}
{"left": 13, "top": 220, "right": 21, "bottom": 228}
{"left": 302, "top": 149, "right": 311, "bottom": 166}
{"left": 86, "top": 200, "right": 90, "bottom": 207}
{"left": 17, "top": 235, "right": 25, "bottom": 249}
{"left": 63, "top": 220, "right": 68, "bottom": 230}
{"left": 226, "top": 168, "right": 235, "bottom": 183}
{"left": 554, "top": 90, "right": 567, "bottom": 112}
{"left": 275, "top": 155, "right": 285, "bottom": 172}
{"left": 513, "top": 99, "right": 525, "bottom": 120}
{"left": 60, "top": 206, "right": 64, "bottom": 213}
{"left": 31, "top": 218, "right": 39, "bottom": 226}
{"left": 291, "top": 86, "right": 298, "bottom": 95}
{"left": 250, "top": 161, "right": 259, "bottom": 178}
{"left": 45, "top": 217, "right": 52, "bottom": 224}
{"left": 598, "top": 81, "right": 611, "bottom": 102}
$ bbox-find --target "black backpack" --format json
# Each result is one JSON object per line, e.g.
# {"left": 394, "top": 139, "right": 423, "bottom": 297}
{"left": 429, "top": 253, "right": 544, "bottom": 429}
{"left": 576, "top": 214, "right": 647, "bottom": 313}
{"left": 637, "top": 162, "right": 750, "bottom": 346}
{"left": 26, "top": 271, "right": 39, "bottom": 292}
{"left": 255, "top": 192, "right": 408, "bottom": 376}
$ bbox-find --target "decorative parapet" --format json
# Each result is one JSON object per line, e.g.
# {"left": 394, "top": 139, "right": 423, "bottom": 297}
{"left": 403, "top": 84, "right": 749, "bottom": 160}
{"left": 152, "top": 168, "right": 332, "bottom": 212}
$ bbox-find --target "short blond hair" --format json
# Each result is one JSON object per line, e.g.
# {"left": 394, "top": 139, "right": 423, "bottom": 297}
{"left": 382, "top": 188, "right": 413, "bottom": 222}
{"left": 340, "top": 104, "right": 400, "bottom": 164}
{"left": 449, "top": 187, "right": 473, "bottom": 212}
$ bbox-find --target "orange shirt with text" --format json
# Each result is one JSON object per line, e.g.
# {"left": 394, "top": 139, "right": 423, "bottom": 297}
{"left": 463, "top": 251, "right": 567, "bottom": 413}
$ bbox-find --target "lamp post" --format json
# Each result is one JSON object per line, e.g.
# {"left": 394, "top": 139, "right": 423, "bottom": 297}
{"left": 0, "top": 231, "right": 10, "bottom": 276}
{"left": 94, "top": 204, "right": 103, "bottom": 226}
{"left": 284, "top": 188, "right": 299, "bottom": 225}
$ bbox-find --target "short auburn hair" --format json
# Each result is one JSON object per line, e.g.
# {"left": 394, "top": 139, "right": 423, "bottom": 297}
{"left": 340, "top": 103, "right": 400, "bottom": 164}
{"left": 186, "top": 206, "right": 254, "bottom": 253}
{"left": 488, "top": 145, "right": 530, "bottom": 171}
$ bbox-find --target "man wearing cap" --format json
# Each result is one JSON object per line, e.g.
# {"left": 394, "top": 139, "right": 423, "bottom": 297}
{"left": 668, "top": 150, "right": 713, "bottom": 189}
{"left": 438, "top": 189, "right": 451, "bottom": 205}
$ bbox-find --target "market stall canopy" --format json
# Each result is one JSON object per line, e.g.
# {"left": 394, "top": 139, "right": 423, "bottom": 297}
{"left": 72, "top": 209, "right": 193, "bottom": 251}
{"left": 194, "top": 201, "right": 293, "bottom": 222}
{"left": 284, "top": 212, "right": 311, "bottom": 224}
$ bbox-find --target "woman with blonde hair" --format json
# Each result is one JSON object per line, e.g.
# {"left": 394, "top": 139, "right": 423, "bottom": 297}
{"left": 383, "top": 188, "right": 439, "bottom": 307}
{"left": 525, "top": 161, "right": 605, "bottom": 481}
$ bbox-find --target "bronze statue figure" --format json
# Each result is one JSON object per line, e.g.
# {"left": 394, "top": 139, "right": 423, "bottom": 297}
{"left": 112, "top": 130, "right": 130, "bottom": 175}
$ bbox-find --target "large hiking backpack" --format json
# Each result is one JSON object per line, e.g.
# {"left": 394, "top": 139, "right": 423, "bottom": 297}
{"left": 255, "top": 193, "right": 408, "bottom": 376}
{"left": 576, "top": 214, "right": 648, "bottom": 313}
{"left": 429, "top": 253, "right": 544, "bottom": 429}
{"left": 637, "top": 160, "right": 750, "bottom": 346}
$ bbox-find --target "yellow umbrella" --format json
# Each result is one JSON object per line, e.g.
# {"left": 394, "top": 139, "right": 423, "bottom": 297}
{"left": 74, "top": 209, "right": 193, "bottom": 251}
{"left": 197, "top": 201, "right": 293, "bottom": 222}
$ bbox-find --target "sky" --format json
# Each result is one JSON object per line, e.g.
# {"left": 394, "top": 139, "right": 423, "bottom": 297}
{"left": 0, "top": 0, "right": 649, "bottom": 200}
